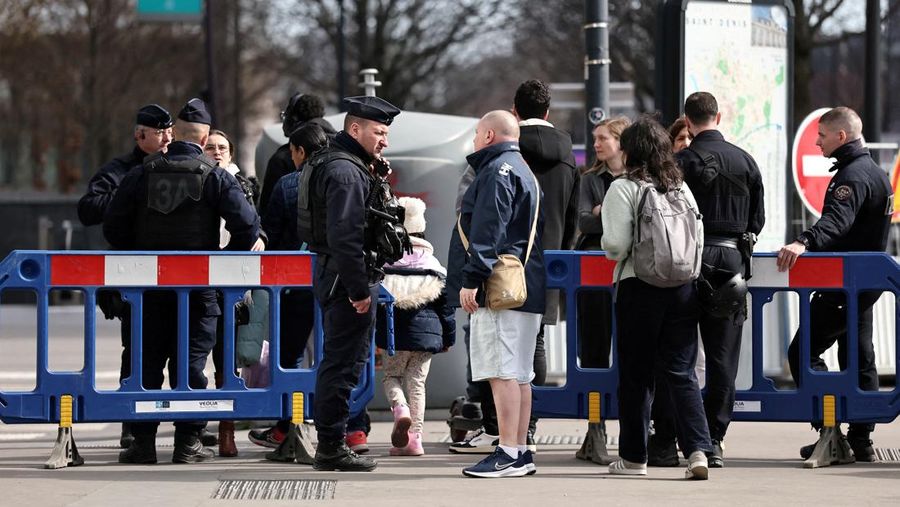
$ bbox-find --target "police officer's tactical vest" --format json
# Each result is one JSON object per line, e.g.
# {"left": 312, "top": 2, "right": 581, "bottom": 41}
{"left": 297, "top": 148, "right": 412, "bottom": 274}
{"left": 135, "top": 151, "right": 219, "bottom": 250}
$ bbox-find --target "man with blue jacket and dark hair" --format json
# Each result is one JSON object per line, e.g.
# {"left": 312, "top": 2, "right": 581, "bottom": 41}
{"left": 449, "top": 110, "right": 545, "bottom": 478}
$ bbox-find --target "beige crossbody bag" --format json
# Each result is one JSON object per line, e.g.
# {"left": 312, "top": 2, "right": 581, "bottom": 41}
{"left": 457, "top": 173, "right": 540, "bottom": 310}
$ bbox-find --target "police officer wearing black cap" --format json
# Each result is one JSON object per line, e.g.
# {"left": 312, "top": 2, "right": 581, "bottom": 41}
{"left": 77, "top": 103, "right": 173, "bottom": 449}
{"left": 298, "top": 95, "right": 401, "bottom": 471}
{"left": 778, "top": 106, "right": 892, "bottom": 463}
{"left": 79, "top": 104, "right": 174, "bottom": 226}
{"left": 258, "top": 93, "right": 337, "bottom": 214}
{"left": 673, "top": 91, "right": 765, "bottom": 468}
{"left": 104, "top": 98, "right": 263, "bottom": 464}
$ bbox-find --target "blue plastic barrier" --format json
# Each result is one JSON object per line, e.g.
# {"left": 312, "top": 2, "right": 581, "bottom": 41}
{"left": 0, "top": 250, "right": 393, "bottom": 427}
{"left": 532, "top": 251, "right": 900, "bottom": 426}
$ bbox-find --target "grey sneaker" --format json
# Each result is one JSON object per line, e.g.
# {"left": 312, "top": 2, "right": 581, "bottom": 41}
{"left": 608, "top": 458, "right": 647, "bottom": 476}
{"left": 685, "top": 450, "right": 709, "bottom": 480}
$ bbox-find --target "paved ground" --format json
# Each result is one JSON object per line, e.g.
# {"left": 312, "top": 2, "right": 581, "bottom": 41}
{"left": 1, "top": 416, "right": 899, "bottom": 506}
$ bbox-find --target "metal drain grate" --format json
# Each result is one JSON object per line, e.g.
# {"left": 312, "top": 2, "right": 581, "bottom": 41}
{"left": 875, "top": 448, "right": 900, "bottom": 462}
{"left": 212, "top": 480, "right": 336, "bottom": 500}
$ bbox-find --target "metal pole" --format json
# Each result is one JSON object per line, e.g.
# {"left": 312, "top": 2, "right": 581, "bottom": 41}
{"left": 584, "top": 0, "right": 610, "bottom": 167}
{"left": 864, "top": 0, "right": 881, "bottom": 147}
{"left": 337, "top": 0, "right": 347, "bottom": 108}
{"left": 204, "top": 0, "right": 218, "bottom": 124}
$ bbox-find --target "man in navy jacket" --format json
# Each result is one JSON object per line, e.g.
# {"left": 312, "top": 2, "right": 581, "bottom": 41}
{"left": 448, "top": 110, "right": 545, "bottom": 478}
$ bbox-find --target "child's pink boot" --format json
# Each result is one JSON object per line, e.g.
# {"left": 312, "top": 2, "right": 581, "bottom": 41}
{"left": 391, "top": 404, "right": 412, "bottom": 448}
{"left": 390, "top": 431, "right": 425, "bottom": 456}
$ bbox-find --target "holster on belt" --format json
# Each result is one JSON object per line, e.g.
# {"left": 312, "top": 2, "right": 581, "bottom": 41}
{"left": 738, "top": 232, "right": 757, "bottom": 279}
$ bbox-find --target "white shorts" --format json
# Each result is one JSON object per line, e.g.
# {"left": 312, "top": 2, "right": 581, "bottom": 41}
{"left": 469, "top": 308, "right": 542, "bottom": 384}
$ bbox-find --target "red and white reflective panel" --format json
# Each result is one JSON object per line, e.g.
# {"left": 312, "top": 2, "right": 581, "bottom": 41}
{"left": 749, "top": 257, "right": 843, "bottom": 288}
{"left": 49, "top": 254, "right": 313, "bottom": 287}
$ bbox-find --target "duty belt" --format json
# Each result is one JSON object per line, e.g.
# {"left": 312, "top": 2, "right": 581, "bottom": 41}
{"left": 705, "top": 236, "right": 739, "bottom": 249}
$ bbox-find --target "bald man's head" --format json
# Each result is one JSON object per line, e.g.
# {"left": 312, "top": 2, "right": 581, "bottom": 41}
{"left": 473, "top": 110, "right": 520, "bottom": 152}
{"left": 173, "top": 119, "right": 211, "bottom": 148}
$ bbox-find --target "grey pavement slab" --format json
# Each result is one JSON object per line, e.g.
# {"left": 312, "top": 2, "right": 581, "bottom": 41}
{"left": 1, "top": 418, "right": 899, "bottom": 506}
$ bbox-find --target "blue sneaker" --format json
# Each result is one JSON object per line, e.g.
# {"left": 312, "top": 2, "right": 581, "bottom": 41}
{"left": 521, "top": 450, "right": 536, "bottom": 475}
{"left": 462, "top": 448, "right": 527, "bottom": 478}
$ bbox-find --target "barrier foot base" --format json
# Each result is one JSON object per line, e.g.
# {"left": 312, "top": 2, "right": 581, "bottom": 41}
{"left": 576, "top": 422, "right": 612, "bottom": 465}
{"left": 265, "top": 424, "right": 316, "bottom": 465}
{"left": 44, "top": 427, "right": 83, "bottom": 469}
{"left": 802, "top": 426, "right": 855, "bottom": 469}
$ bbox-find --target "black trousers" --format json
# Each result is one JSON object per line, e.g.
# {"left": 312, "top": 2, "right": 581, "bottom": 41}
{"left": 616, "top": 277, "right": 711, "bottom": 463}
{"left": 577, "top": 290, "right": 613, "bottom": 368}
{"left": 652, "top": 246, "right": 745, "bottom": 444}
{"left": 131, "top": 290, "right": 219, "bottom": 437}
{"left": 119, "top": 307, "right": 132, "bottom": 381}
{"left": 313, "top": 266, "right": 377, "bottom": 444}
{"left": 788, "top": 290, "right": 881, "bottom": 435}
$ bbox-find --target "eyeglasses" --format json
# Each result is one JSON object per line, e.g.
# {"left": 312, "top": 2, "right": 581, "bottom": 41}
{"left": 204, "top": 144, "right": 230, "bottom": 153}
{"left": 143, "top": 128, "right": 172, "bottom": 137}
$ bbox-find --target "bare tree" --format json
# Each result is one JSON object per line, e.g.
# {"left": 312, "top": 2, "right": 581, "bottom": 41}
{"left": 282, "top": 0, "right": 507, "bottom": 109}
{"left": 793, "top": 0, "right": 900, "bottom": 122}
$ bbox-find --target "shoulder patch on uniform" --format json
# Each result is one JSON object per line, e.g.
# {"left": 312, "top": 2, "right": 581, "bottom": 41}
{"left": 833, "top": 185, "right": 852, "bottom": 201}
{"left": 498, "top": 162, "right": 512, "bottom": 176}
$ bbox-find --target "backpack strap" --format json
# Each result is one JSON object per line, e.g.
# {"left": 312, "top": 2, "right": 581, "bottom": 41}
{"left": 612, "top": 180, "right": 652, "bottom": 301}
{"left": 456, "top": 171, "right": 541, "bottom": 263}
{"left": 687, "top": 146, "right": 749, "bottom": 194}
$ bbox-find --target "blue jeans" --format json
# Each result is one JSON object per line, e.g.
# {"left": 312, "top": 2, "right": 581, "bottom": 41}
{"left": 615, "top": 277, "right": 711, "bottom": 463}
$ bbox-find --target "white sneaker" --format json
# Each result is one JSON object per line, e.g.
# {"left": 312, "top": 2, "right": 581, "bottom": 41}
{"left": 449, "top": 428, "right": 499, "bottom": 454}
{"left": 608, "top": 458, "right": 647, "bottom": 476}
{"left": 685, "top": 450, "right": 709, "bottom": 480}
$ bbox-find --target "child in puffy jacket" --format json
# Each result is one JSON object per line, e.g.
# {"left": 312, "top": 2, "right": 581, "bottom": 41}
{"left": 376, "top": 197, "right": 456, "bottom": 456}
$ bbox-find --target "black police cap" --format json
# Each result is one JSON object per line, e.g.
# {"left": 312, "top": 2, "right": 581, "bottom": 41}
{"left": 342, "top": 96, "right": 400, "bottom": 125}
{"left": 136, "top": 104, "right": 174, "bottom": 129}
{"left": 177, "top": 98, "right": 212, "bottom": 125}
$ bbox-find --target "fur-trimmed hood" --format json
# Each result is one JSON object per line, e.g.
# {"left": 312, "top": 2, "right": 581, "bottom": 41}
{"left": 381, "top": 271, "right": 445, "bottom": 310}
{"left": 382, "top": 236, "right": 447, "bottom": 310}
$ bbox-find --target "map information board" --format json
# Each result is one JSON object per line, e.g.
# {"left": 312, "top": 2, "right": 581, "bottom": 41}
{"left": 683, "top": 1, "right": 790, "bottom": 251}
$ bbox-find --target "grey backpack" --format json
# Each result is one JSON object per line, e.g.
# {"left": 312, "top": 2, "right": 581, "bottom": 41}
{"left": 627, "top": 180, "right": 702, "bottom": 288}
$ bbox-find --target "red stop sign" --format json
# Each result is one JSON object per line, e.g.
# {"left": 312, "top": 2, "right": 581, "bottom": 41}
{"left": 792, "top": 108, "right": 834, "bottom": 218}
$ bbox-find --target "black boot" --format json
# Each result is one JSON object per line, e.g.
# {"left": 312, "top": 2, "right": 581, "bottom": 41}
{"left": 172, "top": 432, "right": 216, "bottom": 464}
{"left": 708, "top": 439, "right": 725, "bottom": 468}
{"left": 119, "top": 422, "right": 135, "bottom": 449}
{"left": 118, "top": 434, "right": 157, "bottom": 464}
{"left": 313, "top": 440, "right": 377, "bottom": 472}
{"left": 200, "top": 428, "right": 218, "bottom": 447}
{"left": 847, "top": 429, "right": 877, "bottom": 462}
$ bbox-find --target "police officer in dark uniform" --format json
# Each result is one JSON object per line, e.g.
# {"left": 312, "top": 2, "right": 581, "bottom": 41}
{"left": 78, "top": 103, "right": 173, "bottom": 449}
{"left": 79, "top": 104, "right": 174, "bottom": 226}
{"left": 299, "top": 96, "right": 401, "bottom": 472}
{"left": 778, "top": 106, "right": 892, "bottom": 462}
{"left": 673, "top": 92, "right": 765, "bottom": 467}
{"left": 258, "top": 93, "right": 337, "bottom": 214}
{"left": 104, "top": 98, "right": 262, "bottom": 464}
